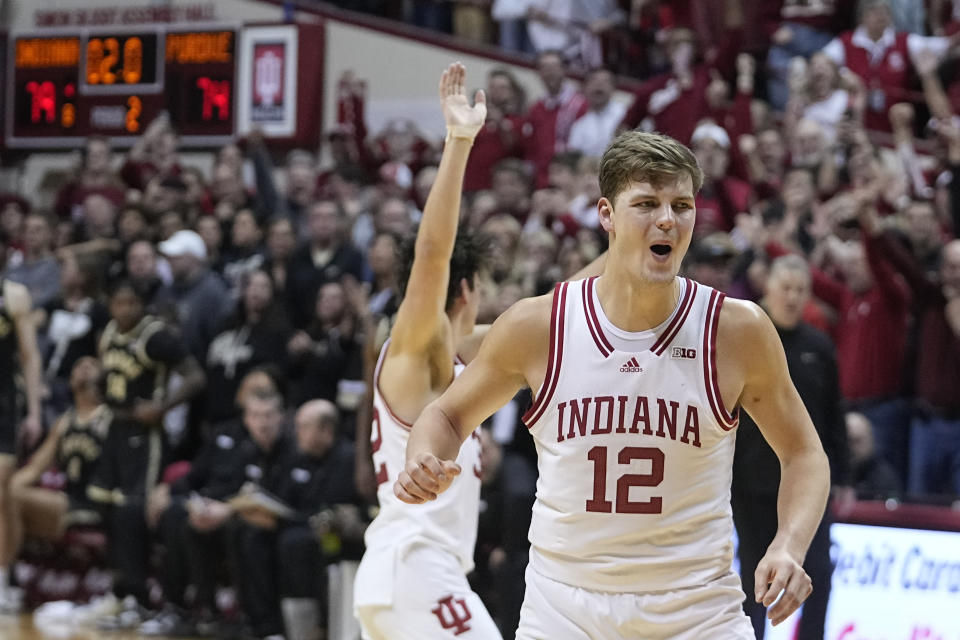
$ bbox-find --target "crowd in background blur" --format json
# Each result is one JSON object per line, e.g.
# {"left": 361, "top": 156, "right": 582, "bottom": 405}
{"left": 0, "top": 0, "right": 959, "bottom": 637}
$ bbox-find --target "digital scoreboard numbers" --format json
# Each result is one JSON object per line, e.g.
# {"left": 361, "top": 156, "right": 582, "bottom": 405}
{"left": 7, "top": 27, "right": 237, "bottom": 147}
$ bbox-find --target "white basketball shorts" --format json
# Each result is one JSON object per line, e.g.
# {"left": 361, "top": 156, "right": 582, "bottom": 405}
{"left": 354, "top": 542, "right": 502, "bottom": 640}
{"left": 516, "top": 564, "right": 754, "bottom": 639}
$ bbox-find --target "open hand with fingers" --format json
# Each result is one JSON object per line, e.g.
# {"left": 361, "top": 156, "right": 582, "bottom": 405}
{"left": 439, "top": 62, "right": 486, "bottom": 141}
{"left": 394, "top": 452, "right": 461, "bottom": 504}
{"left": 755, "top": 547, "right": 813, "bottom": 626}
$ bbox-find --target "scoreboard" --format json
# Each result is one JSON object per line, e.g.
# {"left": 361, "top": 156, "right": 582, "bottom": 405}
{"left": 8, "top": 26, "right": 238, "bottom": 147}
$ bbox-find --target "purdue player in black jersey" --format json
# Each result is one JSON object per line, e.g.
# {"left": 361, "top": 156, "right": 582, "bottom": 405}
{"left": 87, "top": 280, "right": 206, "bottom": 627}
{"left": 4, "top": 358, "right": 110, "bottom": 574}
{"left": 0, "top": 276, "right": 43, "bottom": 612}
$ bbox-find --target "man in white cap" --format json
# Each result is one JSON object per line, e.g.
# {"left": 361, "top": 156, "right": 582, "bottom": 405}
{"left": 691, "top": 121, "right": 752, "bottom": 237}
{"left": 154, "top": 230, "right": 230, "bottom": 362}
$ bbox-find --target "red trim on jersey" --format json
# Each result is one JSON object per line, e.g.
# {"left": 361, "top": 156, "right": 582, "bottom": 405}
{"left": 373, "top": 339, "right": 414, "bottom": 430}
{"left": 523, "top": 282, "right": 569, "bottom": 427}
{"left": 702, "top": 291, "right": 738, "bottom": 431}
{"left": 652, "top": 279, "right": 697, "bottom": 356}
{"left": 583, "top": 277, "right": 613, "bottom": 357}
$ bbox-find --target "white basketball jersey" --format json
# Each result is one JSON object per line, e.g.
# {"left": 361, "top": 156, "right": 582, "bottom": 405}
{"left": 363, "top": 339, "right": 483, "bottom": 573}
{"left": 524, "top": 276, "right": 740, "bottom": 593}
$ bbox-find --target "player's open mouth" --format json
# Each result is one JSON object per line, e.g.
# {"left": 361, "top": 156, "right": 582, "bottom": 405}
{"left": 650, "top": 244, "right": 672, "bottom": 261}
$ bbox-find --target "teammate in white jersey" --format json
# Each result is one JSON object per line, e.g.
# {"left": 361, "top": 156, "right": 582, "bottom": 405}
{"left": 353, "top": 63, "right": 502, "bottom": 640}
{"left": 397, "top": 131, "right": 832, "bottom": 638}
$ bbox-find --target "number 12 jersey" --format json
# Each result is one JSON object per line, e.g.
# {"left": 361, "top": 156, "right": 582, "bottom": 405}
{"left": 524, "top": 276, "right": 740, "bottom": 593}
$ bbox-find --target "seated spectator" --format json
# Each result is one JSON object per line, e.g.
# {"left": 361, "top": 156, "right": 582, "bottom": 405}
{"left": 846, "top": 411, "right": 902, "bottom": 499}
{"left": 142, "top": 388, "right": 294, "bottom": 637}
{"left": 0, "top": 357, "right": 111, "bottom": 613}
{"left": 235, "top": 400, "right": 358, "bottom": 640}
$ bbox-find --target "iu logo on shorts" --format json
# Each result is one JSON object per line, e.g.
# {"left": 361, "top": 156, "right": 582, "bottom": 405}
{"left": 432, "top": 595, "right": 472, "bottom": 635}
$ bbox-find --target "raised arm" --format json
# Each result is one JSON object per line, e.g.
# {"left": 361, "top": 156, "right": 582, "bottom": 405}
{"left": 389, "top": 63, "right": 486, "bottom": 355}
{"left": 721, "top": 300, "right": 830, "bottom": 626}
{"left": 396, "top": 294, "right": 550, "bottom": 503}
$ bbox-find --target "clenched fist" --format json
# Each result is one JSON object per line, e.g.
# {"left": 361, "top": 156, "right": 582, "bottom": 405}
{"left": 394, "top": 452, "right": 461, "bottom": 504}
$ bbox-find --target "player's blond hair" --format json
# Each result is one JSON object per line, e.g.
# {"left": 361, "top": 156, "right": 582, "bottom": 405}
{"left": 599, "top": 131, "right": 703, "bottom": 203}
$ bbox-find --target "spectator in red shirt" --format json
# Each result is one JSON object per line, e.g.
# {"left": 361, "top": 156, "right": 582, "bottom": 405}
{"left": 522, "top": 50, "right": 587, "bottom": 188}
{"left": 821, "top": 0, "right": 955, "bottom": 132}
{"left": 464, "top": 68, "right": 526, "bottom": 192}
{"left": 810, "top": 200, "right": 912, "bottom": 482}
{"left": 54, "top": 136, "right": 126, "bottom": 222}
{"left": 490, "top": 159, "right": 533, "bottom": 222}
{"left": 619, "top": 28, "right": 713, "bottom": 145}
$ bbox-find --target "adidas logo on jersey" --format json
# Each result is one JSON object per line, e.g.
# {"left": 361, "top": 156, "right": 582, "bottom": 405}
{"left": 620, "top": 357, "right": 643, "bottom": 373}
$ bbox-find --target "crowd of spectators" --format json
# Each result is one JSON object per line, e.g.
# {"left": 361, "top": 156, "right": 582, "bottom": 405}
{"left": 0, "top": 0, "right": 958, "bottom": 638}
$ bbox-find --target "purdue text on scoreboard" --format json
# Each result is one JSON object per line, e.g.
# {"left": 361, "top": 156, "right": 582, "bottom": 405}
{"left": 8, "top": 27, "right": 237, "bottom": 147}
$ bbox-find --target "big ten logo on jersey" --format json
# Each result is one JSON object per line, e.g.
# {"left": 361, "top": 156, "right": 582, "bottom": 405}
{"left": 432, "top": 594, "right": 472, "bottom": 636}
{"left": 670, "top": 346, "right": 697, "bottom": 360}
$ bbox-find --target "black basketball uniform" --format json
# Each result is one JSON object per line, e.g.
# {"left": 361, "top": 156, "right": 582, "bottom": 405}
{"left": 90, "top": 316, "right": 188, "bottom": 500}
{"left": 56, "top": 405, "right": 112, "bottom": 525}
{"left": 0, "top": 281, "right": 23, "bottom": 456}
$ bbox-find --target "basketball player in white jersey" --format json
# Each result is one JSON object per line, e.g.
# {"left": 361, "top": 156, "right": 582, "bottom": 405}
{"left": 397, "top": 131, "right": 832, "bottom": 638}
{"left": 352, "top": 62, "right": 503, "bottom": 640}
